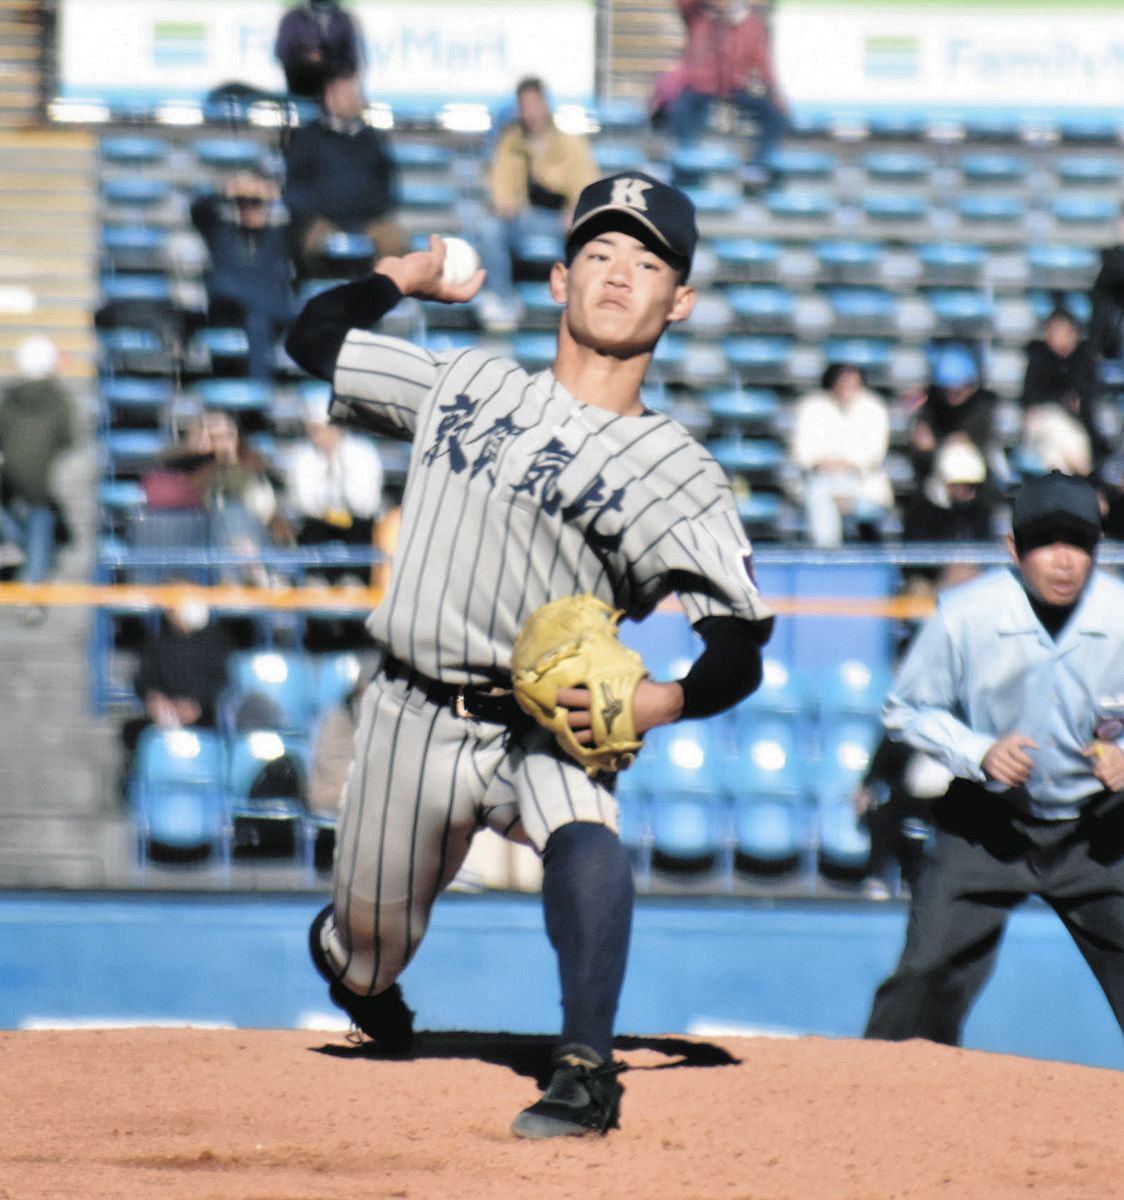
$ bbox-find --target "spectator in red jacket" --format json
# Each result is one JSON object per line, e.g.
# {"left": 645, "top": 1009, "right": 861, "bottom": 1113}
{"left": 657, "top": 0, "right": 788, "bottom": 185}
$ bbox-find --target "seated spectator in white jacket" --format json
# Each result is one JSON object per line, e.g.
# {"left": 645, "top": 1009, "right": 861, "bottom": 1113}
{"left": 789, "top": 363, "right": 894, "bottom": 546}
{"left": 284, "top": 391, "right": 383, "bottom": 558}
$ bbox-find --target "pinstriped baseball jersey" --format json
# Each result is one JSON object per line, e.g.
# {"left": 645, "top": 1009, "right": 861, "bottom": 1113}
{"left": 318, "top": 328, "right": 774, "bottom": 998}
{"left": 333, "top": 330, "right": 772, "bottom": 681}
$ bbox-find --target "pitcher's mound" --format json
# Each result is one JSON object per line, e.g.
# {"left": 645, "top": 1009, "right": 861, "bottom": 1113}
{"left": 2, "top": 1027, "right": 1120, "bottom": 1199}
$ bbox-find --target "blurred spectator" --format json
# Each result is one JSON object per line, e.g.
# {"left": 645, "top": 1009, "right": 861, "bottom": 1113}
{"left": 119, "top": 588, "right": 233, "bottom": 791}
{"left": 474, "top": 76, "right": 598, "bottom": 332}
{"left": 274, "top": 0, "right": 363, "bottom": 101}
{"left": 156, "top": 411, "right": 290, "bottom": 583}
{"left": 284, "top": 390, "right": 383, "bottom": 575}
{"left": 190, "top": 169, "right": 296, "bottom": 382}
{"left": 1089, "top": 221, "right": 1124, "bottom": 360}
{"left": 655, "top": 0, "right": 788, "bottom": 186}
{"left": 283, "top": 73, "right": 406, "bottom": 279}
{"left": 907, "top": 344, "right": 1002, "bottom": 494}
{"left": 901, "top": 440, "right": 995, "bottom": 594}
{"left": 0, "top": 336, "right": 75, "bottom": 620}
{"left": 788, "top": 363, "right": 893, "bottom": 547}
{"left": 1019, "top": 308, "right": 1106, "bottom": 473}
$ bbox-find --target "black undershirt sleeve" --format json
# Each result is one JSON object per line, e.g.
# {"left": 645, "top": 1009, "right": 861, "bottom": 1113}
{"left": 284, "top": 273, "right": 405, "bottom": 381}
{"left": 678, "top": 614, "right": 773, "bottom": 719}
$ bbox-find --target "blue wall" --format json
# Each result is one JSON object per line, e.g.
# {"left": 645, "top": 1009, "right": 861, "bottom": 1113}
{"left": 1, "top": 891, "right": 1119, "bottom": 1070}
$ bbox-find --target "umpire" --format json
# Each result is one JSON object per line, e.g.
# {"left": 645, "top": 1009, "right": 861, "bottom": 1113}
{"left": 865, "top": 471, "right": 1124, "bottom": 1045}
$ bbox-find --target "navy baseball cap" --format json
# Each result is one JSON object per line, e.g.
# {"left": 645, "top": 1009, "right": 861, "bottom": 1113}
{"left": 1011, "top": 470, "right": 1102, "bottom": 556}
{"left": 565, "top": 172, "right": 698, "bottom": 278}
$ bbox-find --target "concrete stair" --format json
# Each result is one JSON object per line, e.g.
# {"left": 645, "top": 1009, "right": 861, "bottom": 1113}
{"left": 0, "top": 128, "right": 97, "bottom": 378}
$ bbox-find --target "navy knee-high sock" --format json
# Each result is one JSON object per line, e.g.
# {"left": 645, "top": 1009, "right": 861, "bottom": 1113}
{"left": 541, "top": 821, "right": 634, "bottom": 1063}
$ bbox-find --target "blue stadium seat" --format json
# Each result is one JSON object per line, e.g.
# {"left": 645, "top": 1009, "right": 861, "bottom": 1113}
{"left": 670, "top": 141, "right": 742, "bottom": 184}
{"left": 917, "top": 243, "right": 986, "bottom": 286}
{"left": 817, "top": 658, "right": 893, "bottom": 720}
{"left": 131, "top": 727, "right": 230, "bottom": 864}
{"left": 100, "top": 375, "right": 175, "bottom": 423}
{"left": 926, "top": 288, "right": 995, "bottom": 330}
{"left": 825, "top": 287, "right": 898, "bottom": 333}
{"left": 733, "top": 796, "right": 805, "bottom": 878}
{"left": 958, "top": 152, "right": 1027, "bottom": 184}
{"left": 193, "top": 137, "right": 263, "bottom": 170}
{"left": 722, "top": 335, "right": 792, "bottom": 379}
{"left": 189, "top": 378, "right": 273, "bottom": 415}
{"left": 646, "top": 721, "right": 728, "bottom": 874}
{"left": 1025, "top": 244, "right": 1098, "bottom": 285}
{"left": 957, "top": 194, "right": 1026, "bottom": 223}
{"left": 732, "top": 656, "right": 809, "bottom": 719}
{"left": 1028, "top": 289, "right": 1091, "bottom": 327}
{"left": 1058, "top": 114, "right": 1122, "bottom": 143}
{"left": 711, "top": 238, "right": 782, "bottom": 281}
{"left": 593, "top": 140, "right": 647, "bottom": 174}
{"left": 314, "top": 651, "right": 369, "bottom": 714}
{"left": 592, "top": 99, "right": 649, "bottom": 133}
{"left": 1054, "top": 156, "right": 1123, "bottom": 187}
{"left": 861, "top": 151, "right": 934, "bottom": 181}
{"left": 101, "top": 177, "right": 173, "bottom": 209}
{"left": 723, "top": 712, "right": 807, "bottom": 803}
{"left": 186, "top": 327, "right": 250, "bottom": 370}
{"left": 766, "top": 148, "right": 837, "bottom": 180}
{"left": 815, "top": 240, "right": 885, "bottom": 282}
{"left": 224, "top": 650, "right": 318, "bottom": 736}
{"left": 866, "top": 111, "right": 927, "bottom": 139}
{"left": 513, "top": 231, "right": 565, "bottom": 270}
{"left": 704, "top": 387, "right": 781, "bottom": 436}
{"left": 100, "top": 135, "right": 171, "bottom": 165}
{"left": 225, "top": 730, "right": 315, "bottom": 866}
{"left": 862, "top": 193, "right": 931, "bottom": 224}
{"left": 707, "top": 436, "right": 785, "bottom": 482}
{"left": 101, "top": 225, "right": 169, "bottom": 273}
{"left": 815, "top": 797, "right": 872, "bottom": 881}
{"left": 390, "top": 141, "right": 454, "bottom": 170}
{"left": 321, "top": 232, "right": 375, "bottom": 274}
{"left": 766, "top": 190, "right": 834, "bottom": 220}
{"left": 682, "top": 185, "right": 741, "bottom": 216}
{"left": 821, "top": 338, "right": 893, "bottom": 375}
{"left": 101, "top": 428, "right": 172, "bottom": 477}
{"left": 726, "top": 285, "right": 797, "bottom": 331}
{"left": 100, "top": 273, "right": 172, "bottom": 304}
{"left": 1052, "top": 195, "right": 1121, "bottom": 225}
{"left": 816, "top": 715, "right": 882, "bottom": 808}
{"left": 737, "top": 491, "right": 783, "bottom": 537}
{"left": 399, "top": 180, "right": 457, "bottom": 210}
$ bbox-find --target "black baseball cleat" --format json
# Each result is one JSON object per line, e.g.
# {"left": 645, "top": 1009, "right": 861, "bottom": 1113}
{"left": 511, "top": 1044, "right": 626, "bottom": 1139}
{"left": 308, "top": 903, "right": 415, "bottom": 1057}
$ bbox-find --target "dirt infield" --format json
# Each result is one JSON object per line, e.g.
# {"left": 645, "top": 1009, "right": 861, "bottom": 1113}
{"left": 1, "top": 1027, "right": 1121, "bottom": 1199}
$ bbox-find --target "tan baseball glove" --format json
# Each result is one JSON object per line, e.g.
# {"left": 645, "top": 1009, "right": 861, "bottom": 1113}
{"left": 511, "top": 594, "right": 649, "bottom": 777}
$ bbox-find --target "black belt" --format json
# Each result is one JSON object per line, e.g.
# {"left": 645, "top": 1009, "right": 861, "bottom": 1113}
{"left": 382, "top": 655, "right": 522, "bottom": 725}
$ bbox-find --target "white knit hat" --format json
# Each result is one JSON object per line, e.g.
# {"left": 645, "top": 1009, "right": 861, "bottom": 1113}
{"left": 15, "top": 335, "right": 58, "bottom": 380}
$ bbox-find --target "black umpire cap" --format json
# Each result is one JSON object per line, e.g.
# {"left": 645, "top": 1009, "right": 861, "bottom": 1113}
{"left": 565, "top": 172, "right": 698, "bottom": 279}
{"left": 1011, "top": 470, "right": 1102, "bottom": 557}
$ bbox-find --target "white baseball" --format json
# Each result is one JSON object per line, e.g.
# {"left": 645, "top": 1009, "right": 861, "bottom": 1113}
{"left": 439, "top": 236, "right": 481, "bottom": 287}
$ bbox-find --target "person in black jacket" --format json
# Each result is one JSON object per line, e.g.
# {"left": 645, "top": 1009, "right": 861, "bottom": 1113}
{"left": 1020, "top": 308, "right": 1107, "bottom": 471}
{"left": 274, "top": 0, "right": 363, "bottom": 101}
{"left": 282, "top": 73, "right": 406, "bottom": 278}
{"left": 190, "top": 169, "right": 296, "bottom": 381}
{"left": 1090, "top": 232, "right": 1124, "bottom": 361}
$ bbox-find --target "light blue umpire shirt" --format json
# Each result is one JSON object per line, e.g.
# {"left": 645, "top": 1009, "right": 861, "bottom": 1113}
{"left": 883, "top": 566, "right": 1124, "bottom": 820}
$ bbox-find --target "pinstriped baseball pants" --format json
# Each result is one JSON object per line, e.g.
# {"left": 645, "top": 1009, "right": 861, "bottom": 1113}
{"left": 318, "top": 666, "right": 622, "bottom": 998}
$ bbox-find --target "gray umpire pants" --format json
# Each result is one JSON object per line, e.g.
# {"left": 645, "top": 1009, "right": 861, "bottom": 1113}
{"left": 864, "top": 780, "right": 1124, "bottom": 1045}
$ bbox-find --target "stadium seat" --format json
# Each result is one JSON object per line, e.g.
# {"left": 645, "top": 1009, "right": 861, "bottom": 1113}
{"left": 707, "top": 436, "right": 785, "bottom": 484}
{"left": 592, "top": 99, "right": 649, "bottom": 133}
{"left": 1051, "top": 195, "right": 1121, "bottom": 226}
{"left": 917, "top": 243, "right": 986, "bottom": 287}
{"left": 101, "top": 177, "right": 173, "bottom": 209}
{"left": 193, "top": 137, "right": 264, "bottom": 170}
{"left": 825, "top": 287, "right": 898, "bottom": 335}
{"left": 723, "top": 711, "right": 807, "bottom": 803}
{"left": 100, "top": 134, "right": 172, "bottom": 165}
{"left": 390, "top": 141, "right": 454, "bottom": 170}
{"left": 766, "top": 148, "right": 837, "bottom": 181}
{"left": 1028, "top": 289, "right": 1091, "bottom": 327}
{"left": 711, "top": 238, "right": 782, "bottom": 282}
{"left": 766, "top": 190, "right": 834, "bottom": 220}
{"left": 398, "top": 180, "right": 457, "bottom": 210}
{"left": 225, "top": 729, "right": 315, "bottom": 865}
{"left": 1025, "top": 244, "right": 1098, "bottom": 289}
{"left": 732, "top": 656, "right": 809, "bottom": 720}
{"left": 185, "top": 327, "right": 250, "bottom": 374}
{"left": 100, "top": 273, "right": 173, "bottom": 305}
{"left": 926, "top": 288, "right": 995, "bottom": 333}
{"left": 314, "top": 651, "right": 370, "bottom": 714}
{"left": 817, "top": 658, "right": 893, "bottom": 720}
{"left": 100, "top": 375, "right": 175, "bottom": 426}
{"left": 1058, "top": 114, "right": 1122, "bottom": 143}
{"left": 101, "top": 428, "right": 172, "bottom": 479}
{"left": 682, "top": 184, "right": 742, "bottom": 217}
{"left": 223, "top": 650, "right": 319, "bottom": 736}
{"left": 815, "top": 797, "right": 872, "bottom": 882}
{"left": 861, "top": 193, "right": 931, "bottom": 222}
{"left": 670, "top": 141, "right": 742, "bottom": 185}
{"left": 321, "top": 232, "right": 375, "bottom": 277}
{"left": 733, "top": 795, "right": 805, "bottom": 878}
{"left": 704, "top": 387, "right": 781, "bottom": 436}
{"left": 958, "top": 152, "right": 1027, "bottom": 184}
{"left": 861, "top": 151, "right": 934, "bottom": 182}
{"left": 726, "top": 285, "right": 797, "bottom": 332}
{"left": 956, "top": 195, "right": 1027, "bottom": 229}
{"left": 722, "top": 335, "right": 792, "bottom": 381}
{"left": 101, "top": 225, "right": 169, "bottom": 274}
{"left": 618, "top": 609, "right": 698, "bottom": 680}
{"left": 131, "top": 727, "right": 230, "bottom": 866}
{"left": 814, "top": 240, "right": 885, "bottom": 285}
{"left": 593, "top": 140, "right": 648, "bottom": 174}
{"left": 646, "top": 721, "right": 728, "bottom": 875}
{"left": 820, "top": 338, "right": 893, "bottom": 379}
{"left": 1054, "top": 156, "right": 1123, "bottom": 187}
{"left": 188, "top": 378, "right": 273, "bottom": 416}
